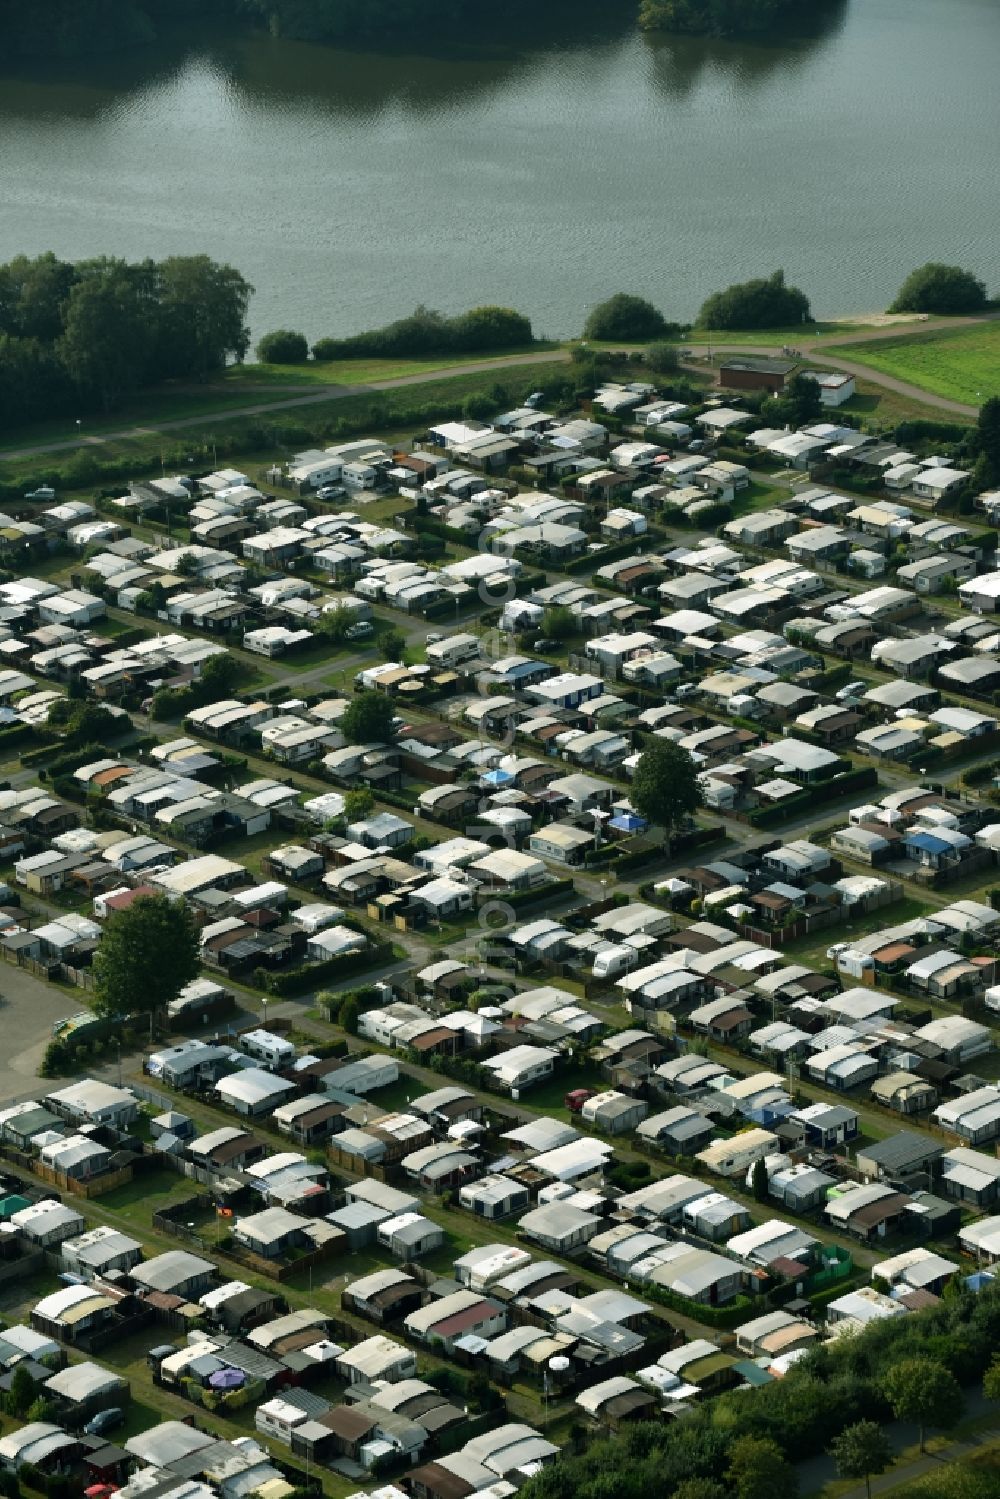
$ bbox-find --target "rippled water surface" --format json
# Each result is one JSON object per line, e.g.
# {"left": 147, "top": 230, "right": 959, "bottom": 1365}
{"left": 1, "top": 0, "right": 998, "bottom": 338}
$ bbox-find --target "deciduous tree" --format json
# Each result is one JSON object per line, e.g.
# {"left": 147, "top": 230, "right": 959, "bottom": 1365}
{"left": 972, "top": 395, "right": 1000, "bottom": 489}
{"left": 318, "top": 603, "right": 355, "bottom": 642}
{"left": 630, "top": 739, "right": 703, "bottom": 845}
{"left": 341, "top": 691, "right": 396, "bottom": 745}
{"left": 646, "top": 340, "right": 680, "bottom": 373}
{"left": 58, "top": 257, "right": 152, "bottom": 410}
{"left": 726, "top": 1436, "right": 797, "bottom": 1499}
{"left": 92, "top": 893, "right": 199, "bottom": 1029}
{"left": 583, "top": 292, "right": 669, "bottom": 342}
{"left": 541, "top": 606, "right": 575, "bottom": 640}
{"left": 697, "top": 269, "right": 811, "bottom": 330}
{"left": 889, "top": 262, "right": 988, "bottom": 315}
{"left": 344, "top": 786, "right": 375, "bottom": 822}
{"left": 828, "top": 1421, "right": 893, "bottom": 1499}
{"left": 884, "top": 1357, "right": 964, "bottom": 1452}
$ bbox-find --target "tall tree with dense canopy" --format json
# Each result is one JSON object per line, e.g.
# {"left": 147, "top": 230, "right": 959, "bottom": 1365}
{"left": 341, "top": 692, "right": 396, "bottom": 745}
{"left": 697, "top": 269, "right": 811, "bottom": 330}
{"left": 583, "top": 293, "right": 670, "bottom": 342}
{"left": 972, "top": 396, "right": 1000, "bottom": 489}
{"left": 157, "top": 255, "right": 253, "bottom": 377}
{"left": 0, "top": 249, "right": 252, "bottom": 427}
{"left": 889, "top": 263, "right": 988, "bottom": 315}
{"left": 630, "top": 739, "right": 703, "bottom": 845}
{"left": 762, "top": 371, "right": 823, "bottom": 427}
{"left": 58, "top": 258, "right": 154, "bottom": 411}
{"left": 828, "top": 1422, "right": 893, "bottom": 1499}
{"left": 726, "top": 1436, "right": 798, "bottom": 1499}
{"left": 884, "top": 1357, "right": 965, "bottom": 1452}
{"left": 92, "top": 893, "right": 200, "bottom": 1027}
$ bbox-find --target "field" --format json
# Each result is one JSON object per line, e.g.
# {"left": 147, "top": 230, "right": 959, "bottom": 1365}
{"left": 826, "top": 321, "right": 1000, "bottom": 406}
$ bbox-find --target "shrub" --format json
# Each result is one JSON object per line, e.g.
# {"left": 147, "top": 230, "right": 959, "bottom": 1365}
{"left": 311, "top": 304, "right": 532, "bottom": 360}
{"left": 583, "top": 292, "right": 671, "bottom": 342}
{"left": 646, "top": 339, "right": 680, "bottom": 372}
{"left": 697, "top": 269, "right": 811, "bottom": 329}
{"left": 256, "top": 328, "right": 310, "bottom": 363}
{"left": 889, "top": 262, "right": 988, "bottom": 315}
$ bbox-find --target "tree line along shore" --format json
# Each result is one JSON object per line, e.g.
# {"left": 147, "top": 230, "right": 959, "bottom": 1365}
{"left": 0, "top": 252, "right": 993, "bottom": 440}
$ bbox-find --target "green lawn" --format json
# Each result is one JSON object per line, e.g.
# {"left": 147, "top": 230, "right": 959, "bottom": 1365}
{"left": 224, "top": 343, "right": 558, "bottom": 388}
{"left": 839, "top": 377, "right": 976, "bottom": 430}
{"left": 825, "top": 322, "right": 1000, "bottom": 405}
{"left": 0, "top": 358, "right": 569, "bottom": 488}
{"left": 686, "top": 322, "right": 861, "bottom": 347}
{"left": 779, "top": 896, "right": 933, "bottom": 973}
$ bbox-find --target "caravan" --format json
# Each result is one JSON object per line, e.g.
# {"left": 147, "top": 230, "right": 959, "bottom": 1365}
{"left": 343, "top": 462, "right": 377, "bottom": 491}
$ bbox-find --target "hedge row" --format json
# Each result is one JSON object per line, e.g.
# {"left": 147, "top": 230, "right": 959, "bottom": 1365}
{"left": 0, "top": 722, "right": 38, "bottom": 755}
{"left": 494, "top": 876, "right": 575, "bottom": 910}
{"left": 746, "top": 765, "right": 878, "bottom": 827}
{"left": 560, "top": 531, "right": 664, "bottom": 577}
{"left": 254, "top": 938, "right": 394, "bottom": 997}
{"left": 642, "top": 1280, "right": 755, "bottom": 1329}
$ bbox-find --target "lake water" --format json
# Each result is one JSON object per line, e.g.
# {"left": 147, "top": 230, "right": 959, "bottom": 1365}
{"left": 1, "top": 0, "right": 998, "bottom": 342}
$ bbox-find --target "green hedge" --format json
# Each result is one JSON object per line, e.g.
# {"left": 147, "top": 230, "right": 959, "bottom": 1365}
{"left": 24, "top": 739, "right": 107, "bottom": 776}
{"left": 491, "top": 877, "right": 575, "bottom": 910}
{"left": 642, "top": 1281, "right": 755, "bottom": 1329}
{"left": 0, "top": 722, "right": 39, "bottom": 755}
{"left": 558, "top": 531, "right": 664, "bottom": 577}
{"left": 254, "top": 938, "right": 394, "bottom": 997}
{"left": 746, "top": 766, "right": 878, "bottom": 827}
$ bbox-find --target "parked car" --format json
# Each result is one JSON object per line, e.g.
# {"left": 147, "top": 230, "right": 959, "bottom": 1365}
{"left": 425, "top": 632, "right": 443, "bottom": 645}
{"left": 317, "top": 484, "right": 346, "bottom": 500}
{"left": 84, "top": 1409, "right": 124, "bottom": 1437}
{"left": 835, "top": 681, "right": 866, "bottom": 702}
{"left": 345, "top": 621, "right": 374, "bottom": 641}
{"left": 532, "top": 638, "right": 561, "bottom": 653}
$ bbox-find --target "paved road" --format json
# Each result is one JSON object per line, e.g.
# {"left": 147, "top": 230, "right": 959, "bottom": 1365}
{"left": 6, "top": 312, "right": 997, "bottom": 462}
{"left": 0, "top": 350, "right": 572, "bottom": 461}
{"left": 684, "top": 312, "right": 1000, "bottom": 417}
{"left": 799, "top": 1387, "right": 999, "bottom": 1497}
{"left": 0, "top": 964, "right": 81, "bottom": 1103}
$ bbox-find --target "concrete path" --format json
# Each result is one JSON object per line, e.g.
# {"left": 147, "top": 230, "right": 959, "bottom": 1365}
{"left": 683, "top": 312, "right": 1000, "bottom": 418}
{"left": 0, "top": 963, "right": 81, "bottom": 1103}
{"left": 799, "top": 1387, "right": 999, "bottom": 1496}
{"left": 5, "top": 311, "right": 996, "bottom": 462}
{"left": 0, "top": 350, "right": 571, "bottom": 461}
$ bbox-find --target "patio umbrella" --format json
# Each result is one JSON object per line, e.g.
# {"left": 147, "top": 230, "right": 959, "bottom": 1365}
{"left": 608, "top": 812, "right": 647, "bottom": 833}
{"left": 208, "top": 1367, "right": 246, "bottom": 1390}
{"left": 481, "top": 768, "right": 514, "bottom": 787}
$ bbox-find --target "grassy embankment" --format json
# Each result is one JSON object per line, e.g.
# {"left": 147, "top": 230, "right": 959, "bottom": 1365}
{"left": 825, "top": 322, "right": 1000, "bottom": 406}
{"left": 0, "top": 357, "right": 570, "bottom": 489}
{"left": 222, "top": 343, "right": 559, "bottom": 388}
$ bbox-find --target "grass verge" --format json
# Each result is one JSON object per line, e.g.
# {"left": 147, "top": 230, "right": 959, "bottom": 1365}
{"left": 826, "top": 322, "right": 1000, "bottom": 406}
